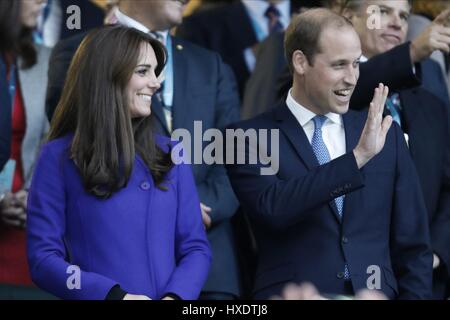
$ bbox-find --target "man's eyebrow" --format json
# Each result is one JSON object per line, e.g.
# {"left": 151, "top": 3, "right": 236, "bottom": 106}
{"left": 331, "top": 59, "right": 350, "bottom": 64}
{"left": 378, "top": 4, "right": 392, "bottom": 12}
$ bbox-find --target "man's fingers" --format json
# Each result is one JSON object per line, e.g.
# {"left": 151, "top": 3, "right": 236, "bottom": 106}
{"left": 202, "top": 211, "right": 212, "bottom": 229}
{"left": 1, "top": 217, "right": 22, "bottom": 228}
{"left": 372, "top": 85, "right": 381, "bottom": 110}
{"left": 435, "top": 28, "right": 450, "bottom": 42}
{"left": 200, "top": 203, "right": 212, "bottom": 212}
{"left": 433, "top": 38, "right": 450, "bottom": 53}
{"left": 380, "top": 85, "right": 389, "bottom": 114}
{"left": 2, "top": 207, "right": 24, "bottom": 218}
{"left": 381, "top": 115, "right": 393, "bottom": 137}
{"left": 434, "top": 9, "right": 450, "bottom": 25}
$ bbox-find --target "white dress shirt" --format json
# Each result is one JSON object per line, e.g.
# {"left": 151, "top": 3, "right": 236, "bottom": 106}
{"left": 286, "top": 89, "right": 346, "bottom": 160}
{"left": 114, "top": 8, "right": 169, "bottom": 44}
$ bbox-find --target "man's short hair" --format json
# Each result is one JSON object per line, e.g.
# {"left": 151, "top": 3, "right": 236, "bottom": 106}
{"left": 284, "top": 8, "right": 353, "bottom": 73}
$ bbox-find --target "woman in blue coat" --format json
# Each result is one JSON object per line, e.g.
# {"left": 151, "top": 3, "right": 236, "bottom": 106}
{"left": 26, "top": 25, "right": 211, "bottom": 300}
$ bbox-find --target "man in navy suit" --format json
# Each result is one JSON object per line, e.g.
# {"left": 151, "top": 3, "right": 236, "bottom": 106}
{"left": 226, "top": 8, "right": 432, "bottom": 299}
{"left": 343, "top": 0, "right": 450, "bottom": 299}
{"left": 45, "top": 0, "right": 241, "bottom": 300}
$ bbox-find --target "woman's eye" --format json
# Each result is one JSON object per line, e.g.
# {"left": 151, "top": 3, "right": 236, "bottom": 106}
{"left": 136, "top": 69, "right": 148, "bottom": 76}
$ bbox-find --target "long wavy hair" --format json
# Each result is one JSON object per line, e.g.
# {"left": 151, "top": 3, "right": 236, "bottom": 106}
{"left": 0, "top": 0, "right": 37, "bottom": 68}
{"left": 49, "top": 25, "right": 173, "bottom": 198}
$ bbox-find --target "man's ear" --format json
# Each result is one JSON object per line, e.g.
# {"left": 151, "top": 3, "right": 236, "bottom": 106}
{"left": 341, "top": 7, "right": 355, "bottom": 21}
{"left": 292, "top": 50, "right": 309, "bottom": 75}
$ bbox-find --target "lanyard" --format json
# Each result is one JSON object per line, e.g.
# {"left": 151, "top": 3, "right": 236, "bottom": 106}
{"left": 162, "top": 34, "right": 174, "bottom": 109}
{"left": 8, "top": 65, "right": 16, "bottom": 108}
{"left": 0, "top": 56, "right": 16, "bottom": 109}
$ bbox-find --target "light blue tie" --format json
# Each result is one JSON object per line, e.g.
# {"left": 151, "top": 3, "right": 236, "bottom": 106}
{"left": 385, "top": 93, "right": 402, "bottom": 126}
{"left": 311, "top": 115, "right": 350, "bottom": 279}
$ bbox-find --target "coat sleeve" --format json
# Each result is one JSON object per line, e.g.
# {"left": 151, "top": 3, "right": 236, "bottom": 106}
{"left": 27, "top": 143, "right": 119, "bottom": 300}
{"left": 162, "top": 162, "right": 212, "bottom": 300}
{"left": 351, "top": 42, "right": 421, "bottom": 110}
{"left": 390, "top": 123, "right": 433, "bottom": 300}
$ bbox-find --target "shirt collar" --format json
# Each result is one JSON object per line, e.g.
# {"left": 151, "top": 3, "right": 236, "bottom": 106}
{"left": 114, "top": 8, "right": 169, "bottom": 45}
{"left": 286, "top": 89, "right": 343, "bottom": 127}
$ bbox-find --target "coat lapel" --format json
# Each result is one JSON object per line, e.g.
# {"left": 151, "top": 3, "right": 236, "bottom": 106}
{"left": 275, "top": 103, "right": 317, "bottom": 170}
{"left": 275, "top": 103, "right": 344, "bottom": 224}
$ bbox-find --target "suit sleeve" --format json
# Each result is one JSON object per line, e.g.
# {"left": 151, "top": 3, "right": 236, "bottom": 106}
{"left": 162, "top": 161, "right": 212, "bottom": 300}
{"left": 27, "top": 144, "right": 119, "bottom": 300}
{"left": 429, "top": 107, "right": 450, "bottom": 277}
{"left": 195, "top": 54, "right": 240, "bottom": 225}
{"left": 351, "top": 42, "right": 421, "bottom": 109}
{"left": 390, "top": 123, "right": 433, "bottom": 300}
{"left": 225, "top": 126, "right": 365, "bottom": 231}
{"left": 45, "top": 37, "right": 79, "bottom": 122}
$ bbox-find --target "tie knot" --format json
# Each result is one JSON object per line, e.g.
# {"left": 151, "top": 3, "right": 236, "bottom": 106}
{"left": 264, "top": 5, "right": 281, "bottom": 19}
{"left": 313, "top": 115, "right": 327, "bottom": 130}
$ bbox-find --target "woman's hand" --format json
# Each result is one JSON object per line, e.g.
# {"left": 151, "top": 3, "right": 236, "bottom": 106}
{"left": 0, "top": 190, "right": 28, "bottom": 229}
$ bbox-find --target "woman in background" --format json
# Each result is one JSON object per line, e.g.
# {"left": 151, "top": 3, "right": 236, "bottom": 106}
{"left": 27, "top": 25, "right": 211, "bottom": 300}
{"left": 0, "top": 0, "right": 50, "bottom": 299}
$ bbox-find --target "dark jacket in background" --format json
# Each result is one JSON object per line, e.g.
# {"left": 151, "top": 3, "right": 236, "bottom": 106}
{"left": 0, "top": 56, "right": 12, "bottom": 172}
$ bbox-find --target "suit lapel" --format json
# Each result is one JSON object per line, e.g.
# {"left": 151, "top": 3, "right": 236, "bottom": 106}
{"left": 151, "top": 96, "right": 170, "bottom": 136}
{"left": 275, "top": 103, "right": 317, "bottom": 170}
{"left": 171, "top": 37, "right": 188, "bottom": 131}
{"left": 275, "top": 104, "right": 342, "bottom": 224}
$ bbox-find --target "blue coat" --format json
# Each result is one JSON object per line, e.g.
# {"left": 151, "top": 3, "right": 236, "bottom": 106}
{"left": 226, "top": 104, "right": 433, "bottom": 299}
{"left": 26, "top": 134, "right": 211, "bottom": 300}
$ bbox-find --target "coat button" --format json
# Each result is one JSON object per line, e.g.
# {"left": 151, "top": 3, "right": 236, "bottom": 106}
{"left": 140, "top": 181, "right": 151, "bottom": 190}
{"left": 337, "top": 272, "right": 344, "bottom": 279}
{"left": 342, "top": 236, "right": 349, "bottom": 244}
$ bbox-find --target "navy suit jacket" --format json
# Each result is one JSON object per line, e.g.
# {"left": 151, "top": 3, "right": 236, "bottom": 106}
{"left": 45, "top": 33, "right": 241, "bottom": 296}
{"left": 398, "top": 88, "right": 450, "bottom": 281}
{"left": 226, "top": 103, "right": 433, "bottom": 299}
{"left": 0, "top": 56, "right": 12, "bottom": 171}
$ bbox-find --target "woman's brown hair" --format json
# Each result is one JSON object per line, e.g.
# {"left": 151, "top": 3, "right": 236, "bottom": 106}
{"left": 0, "top": 0, "right": 37, "bottom": 68}
{"left": 49, "top": 25, "right": 173, "bottom": 198}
